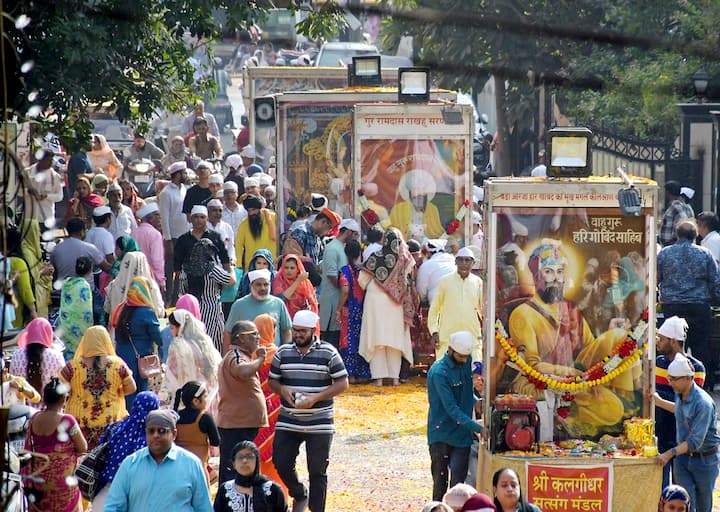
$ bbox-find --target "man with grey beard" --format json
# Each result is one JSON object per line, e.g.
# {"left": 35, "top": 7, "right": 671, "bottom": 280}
{"left": 506, "top": 240, "right": 628, "bottom": 437}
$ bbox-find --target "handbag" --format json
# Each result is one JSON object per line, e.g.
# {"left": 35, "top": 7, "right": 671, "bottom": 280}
{"left": 127, "top": 322, "right": 162, "bottom": 380}
{"left": 75, "top": 440, "right": 110, "bottom": 500}
{"left": 74, "top": 421, "right": 120, "bottom": 501}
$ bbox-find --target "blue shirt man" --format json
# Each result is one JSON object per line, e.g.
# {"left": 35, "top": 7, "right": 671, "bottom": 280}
{"left": 657, "top": 219, "right": 720, "bottom": 391}
{"left": 426, "top": 331, "right": 483, "bottom": 502}
{"left": 104, "top": 409, "right": 212, "bottom": 512}
{"left": 655, "top": 356, "right": 720, "bottom": 512}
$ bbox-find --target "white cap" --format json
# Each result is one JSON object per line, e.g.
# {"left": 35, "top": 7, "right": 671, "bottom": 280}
{"left": 196, "top": 160, "right": 213, "bottom": 171}
{"left": 207, "top": 198, "right": 223, "bottom": 208}
{"left": 680, "top": 187, "right": 695, "bottom": 199}
{"left": 448, "top": 331, "right": 475, "bottom": 355}
{"left": 667, "top": 355, "right": 695, "bottom": 378}
{"left": 225, "top": 154, "right": 242, "bottom": 170}
{"left": 425, "top": 238, "right": 447, "bottom": 253}
{"left": 293, "top": 309, "right": 319, "bottom": 328}
{"left": 339, "top": 218, "right": 360, "bottom": 233}
{"left": 511, "top": 221, "right": 528, "bottom": 237}
{"left": 136, "top": 203, "right": 159, "bottom": 219}
{"left": 168, "top": 161, "right": 187, "bottom": 174}
{"left": 240, "top": 144, "right": 256, "bottom": 159}
{"left": 471, "top": 211, "right": 482, "bottom": 225}
{"left": 456, "top": 247, "right": 475, "bottom": 259}
{"left": 93, "top": 206, "right": 112, "bottom": 217}
{"left": 108, "top": 183, "right": 122, "bottom": 193}
{"left": 209, "top": 173, "right": 223, "bottom": 185}
{"left": 657, "top": 316, "right": 688, "bottom": 341}
{"left": 256, "top": 173, "right": 273, "bottom": 186}
{"left": 190, "top": 205, "right": 208, "bottom": 217}
{"left": 223, "top": 181, "right": 238, "bottom": 192}
{"left": 248, "top": 268, "right": 271, "bottom": 283}
{"left": 244, "top": 177, "right": 259, "bottom": 189}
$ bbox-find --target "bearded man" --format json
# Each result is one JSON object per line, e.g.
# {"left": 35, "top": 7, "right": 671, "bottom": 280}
{"left": 234, "top": 194, "right": 277, "bottom": 271}
{"left": 506, "top": 240, "right": 632, "bottom": 437}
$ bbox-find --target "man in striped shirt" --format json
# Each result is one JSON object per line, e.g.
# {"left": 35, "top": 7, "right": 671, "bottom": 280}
{"left": 269, "top": 310, "right": 349, "bottom": 512}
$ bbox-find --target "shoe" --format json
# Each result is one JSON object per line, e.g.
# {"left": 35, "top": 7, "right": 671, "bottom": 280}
{"left": 292, "top": 496, "right": 308, "bottom": 512}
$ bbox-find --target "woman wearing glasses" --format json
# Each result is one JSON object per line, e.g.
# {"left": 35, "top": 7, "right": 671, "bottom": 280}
{"left": 214, "top": 440, "right": 288, "bottom": 512}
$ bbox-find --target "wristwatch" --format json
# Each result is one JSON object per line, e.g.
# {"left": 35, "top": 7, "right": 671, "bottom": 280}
{"left": 671, "top": 447, "right": 678, "bottom": 457}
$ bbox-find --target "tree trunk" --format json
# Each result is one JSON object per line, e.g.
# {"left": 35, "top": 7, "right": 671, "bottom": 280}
{"left": 494, "top": 75, "right": 513, "bottom": 176}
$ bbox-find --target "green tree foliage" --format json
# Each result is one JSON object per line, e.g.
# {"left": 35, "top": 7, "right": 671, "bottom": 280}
{"left": 3, "top": 0, "right": 346, "bottom": 150}
{"left": 382, "top": 0, "right": 720, "bottom": 173}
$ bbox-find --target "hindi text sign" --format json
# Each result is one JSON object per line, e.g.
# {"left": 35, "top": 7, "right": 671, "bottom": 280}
{"left": 526, "top": 463, "right": 612, "bottom": 512}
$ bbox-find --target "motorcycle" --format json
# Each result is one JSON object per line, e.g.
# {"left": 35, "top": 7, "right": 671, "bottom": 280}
{"left": 124, "top": 159, "right": 158, "bottom": 199}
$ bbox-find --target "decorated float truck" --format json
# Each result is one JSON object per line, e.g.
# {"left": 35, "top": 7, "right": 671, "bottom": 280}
{"left": 477, "top": 128, "right": 662, "bottom": 510}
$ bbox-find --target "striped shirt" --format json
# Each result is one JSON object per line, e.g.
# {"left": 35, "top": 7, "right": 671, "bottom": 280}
{"left": 269, "top": 339, "right": 348, "bottom": 434}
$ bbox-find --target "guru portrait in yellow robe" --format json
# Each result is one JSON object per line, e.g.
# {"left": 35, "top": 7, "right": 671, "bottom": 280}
{"left": 505, "top": 241, "right": 638, "bottom": 437}
{"left": 388, "top": 169, "right": 446, "bottom": 241}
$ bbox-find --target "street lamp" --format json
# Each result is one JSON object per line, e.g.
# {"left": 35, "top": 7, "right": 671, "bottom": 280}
{"left": 692, "top": 69, "right": 710, "bottom": 103}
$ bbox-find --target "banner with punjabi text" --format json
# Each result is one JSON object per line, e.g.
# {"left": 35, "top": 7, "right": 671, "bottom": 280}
{"left": 526, "top": 463, "right": 612, "bottom": 512}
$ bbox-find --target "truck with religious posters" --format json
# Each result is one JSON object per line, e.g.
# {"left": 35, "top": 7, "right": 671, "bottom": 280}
{"left": 477, "top": 170, "right": 663, "bottom": 511}
{"left": 274, "top": 90, "right": 460, "bottom": 236}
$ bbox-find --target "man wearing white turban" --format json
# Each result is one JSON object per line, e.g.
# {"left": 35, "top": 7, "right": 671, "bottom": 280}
{"left": 388, "top": 169, "right": 446, "bottom": 241}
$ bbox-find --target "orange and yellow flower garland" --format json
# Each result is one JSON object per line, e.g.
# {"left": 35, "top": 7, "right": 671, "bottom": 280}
{"left": 495, "top": 319, "right": 647, "bottom": 393}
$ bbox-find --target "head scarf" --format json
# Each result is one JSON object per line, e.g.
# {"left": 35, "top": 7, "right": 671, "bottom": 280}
{"left": 165, "top": 309, "right": 221, "bottom": 402}
{"left": 110, "top": 236, "right": 141, "bottom": 277}
{"left": 239, "top": 249, "right": 276, "bottom": 298}
{"left": 119, "top": 180, "right": 142, "bottom": 212}
{"left": 254, "top": 313, "right": 278, "bottom": 361}
{"left": 107, "top": 252, "right": 163, "bottom": 318}
{"left": 101, "top": 391, "right": 160, "bottom": 483}
{"left": 183, "top": 238, "right": 218, "bottom": 278}
{"left": 75, "top": 325, "right": 117, "bottom": 359}
{"left": 273, "top": 254, "right": 317, "bottom": 320}
{"left": 111, "top": 276, "right": 157, "bottom": 328}
{"left": 658, "top": 485, "right": 690, "bottom": 512}
{"left": 75, "top": 176, "right": 105, "bottom": 208}
{"left": 232, "top": 441, "right": 270, "bottom": 488}
{"left": 168, "top": 136, "right": 187, "bottom": 159}
{"left": 17, "top": 318, "right": 54, "bottom": 349}
{"left": 363, "top": 227, "right": 416, "bottom": 327}
{"left": 176, "top": 294, "right": 201, "bottom": 321}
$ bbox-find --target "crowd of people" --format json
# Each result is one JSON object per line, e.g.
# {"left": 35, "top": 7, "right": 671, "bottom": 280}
{"left": 4, "top": 120, "right": 720, "bottom": 511}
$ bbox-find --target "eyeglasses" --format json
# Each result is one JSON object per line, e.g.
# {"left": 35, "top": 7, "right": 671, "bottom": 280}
{"left": 146, "top": 427, "right": 171, "bottom": 435}
{"left": 237, "top": 330, "right": 259, "bottom": 336}
{"left": 234, "top": 454, "right": 255, "bottom": 462}
{"left": 668, "top": 376, "right": 691, "bottom": 382}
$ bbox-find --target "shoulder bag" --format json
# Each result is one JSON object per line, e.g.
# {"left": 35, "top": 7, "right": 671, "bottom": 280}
{"left": 74, "top": 422, "right": 120, "bottom": 500}
{"left": 127, "top": 322, "right": 162, "bottom": 380}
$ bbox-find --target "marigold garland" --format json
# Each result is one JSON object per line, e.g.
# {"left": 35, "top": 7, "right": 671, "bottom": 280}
{"left": 495, "top": 319, "right": 647, "bottom": 393}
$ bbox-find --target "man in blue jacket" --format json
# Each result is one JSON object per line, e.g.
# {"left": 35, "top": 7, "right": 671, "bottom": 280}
{"left": 426, "top": 331, "right": 485, "bottom": 501}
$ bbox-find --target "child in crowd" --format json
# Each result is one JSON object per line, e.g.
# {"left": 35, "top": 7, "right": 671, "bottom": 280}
{"left": 173, "top": 380, "right": 221, "bottom": 486}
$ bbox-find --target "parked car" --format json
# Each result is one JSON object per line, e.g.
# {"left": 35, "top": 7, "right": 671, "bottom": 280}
{"left": 314, "top": 42, "right": 379, "bottom": 67}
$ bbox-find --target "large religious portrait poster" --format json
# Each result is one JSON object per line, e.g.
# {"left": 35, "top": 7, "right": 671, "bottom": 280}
{"left": 352, "top": 103, "right": 473, "bottom": 245}
{"left": 276, "top": 92, "right": 457, "bottom": 233}
{"left": 485, "top": 178, "right": 658, "bottom": 441}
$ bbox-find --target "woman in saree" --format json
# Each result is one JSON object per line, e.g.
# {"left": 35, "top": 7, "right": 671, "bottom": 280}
{"left": 57, "top": 256, "right": 94, "bottom": 360}
{"left": 252, "top": 313, "right": 287, "bottom": 497}
{"left": 66, "top": 175, "right": 105, "bottom": 228}
{"left": 91, "top": 391, "right": 160, "bottom": 510}
{"left": 336, "top": 240, "right": 370, "bottom": 382}
{"left": 61, "top": 325, "right": 136, "bottom": 449}
{"left": 237, "top": 248, "right": 276, "bottom": 299}
{"left": 24, "top": 378, "right": 87, "bottom": 512}
{"left": 273, "top": 253, "right": 319, "bottom": 335}
{"left": 88, "top": 133, "right": 123, "bottom": 178}
{"left": 110, "top": 276, "right": 162, "bottom": 409}
{"left": 164, "top": 309, "right": 222, "bottom": 411}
